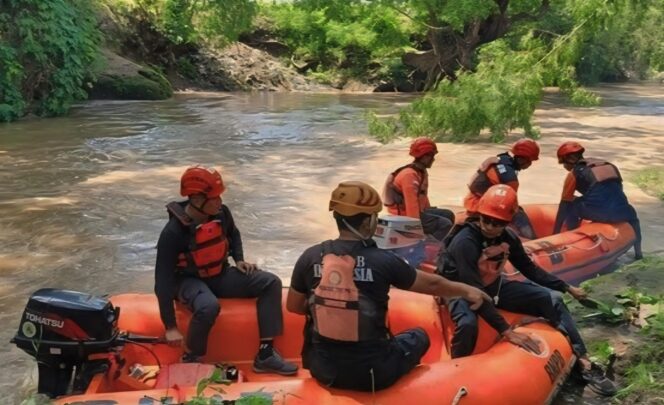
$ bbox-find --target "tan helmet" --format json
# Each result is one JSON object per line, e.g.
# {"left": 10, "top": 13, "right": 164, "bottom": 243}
{"left": 329, "top": 181, "right": 382, "bottom": 216}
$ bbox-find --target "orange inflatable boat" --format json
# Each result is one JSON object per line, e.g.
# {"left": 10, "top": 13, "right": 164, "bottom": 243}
{"left": 384, "top": 204, "right": 636, "bottom": 284}
{"left": 13, "top": 288, "right": 576, "bottom": 404}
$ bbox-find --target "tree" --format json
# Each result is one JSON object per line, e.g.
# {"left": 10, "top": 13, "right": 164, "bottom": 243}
{"left": 367, "top": 0, "right": 664, "bottom": 141}
{"left": 381, "top": 0, "right": 551, "bottom": 90}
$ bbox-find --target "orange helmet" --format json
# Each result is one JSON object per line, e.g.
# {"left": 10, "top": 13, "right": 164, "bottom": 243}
{"left": 557, "top": 141, "right": 585, "bottom": 163}
{"left": 478, "top": 184, "right": 518, "bottom": 222}
{"left": 180, "top": 166, "right": 225, "bottom": 198}
{"left": 511, "top": 139, "right": 540, "bottom": 161}
{"left": 329, "top": 181, "right": 382, "bottom": 216}
{"left": 409, "top": 137, "right": 438, "bottom": 158}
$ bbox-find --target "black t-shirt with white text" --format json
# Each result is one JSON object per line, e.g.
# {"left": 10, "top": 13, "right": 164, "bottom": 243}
{"left": 291, "top": 239, "right": 417, "bottom": 356}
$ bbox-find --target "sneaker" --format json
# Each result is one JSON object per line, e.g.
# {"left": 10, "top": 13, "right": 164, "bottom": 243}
{"left": 253, "top": 349, "right": 298, "bottom": 376}
{"left": 580, "top": 363, "right": 617, "bottom": 396}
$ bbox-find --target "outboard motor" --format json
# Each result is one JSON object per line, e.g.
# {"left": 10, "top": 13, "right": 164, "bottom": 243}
{"left": 11, "top": 288, "right": 120, "bottom": 398}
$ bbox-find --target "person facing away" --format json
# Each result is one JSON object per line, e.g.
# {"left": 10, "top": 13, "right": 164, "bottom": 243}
{"left": 554, "top": 141, "right": 642, "bottom": 259}
{"left": 286, "top": 181, "right": 490, "bottom": 392}
{"left": 463, "top": 138, "right": 540, "bottom": 216}
{"left": 383, "top": 137, "right": 454, "bottom": 240}
{"left": 442, "top": 184, "right": 617, "bottom": 396}
{"left": 154, "top": 165, "right": 297, "bottom": 375}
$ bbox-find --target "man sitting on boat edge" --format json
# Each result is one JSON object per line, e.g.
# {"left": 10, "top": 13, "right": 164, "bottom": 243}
{"left": 382, "top": 137, "right": 455, "bottom": 241}
{"left": 154, "top": 165, "right": 297, "bottom": 375}
{"left": 441, "top": 184, "right": 617, "bottom": 396}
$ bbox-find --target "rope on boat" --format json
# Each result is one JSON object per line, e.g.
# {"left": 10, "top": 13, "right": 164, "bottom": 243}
{"left": 528, "top": 233, "right": 607, "bottom": 257}
{"left": 451, "top": 386, "right": 468, "bottom": 405}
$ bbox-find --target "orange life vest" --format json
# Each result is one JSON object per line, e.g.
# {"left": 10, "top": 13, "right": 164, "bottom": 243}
{"left": 167, "top": 202, "right": 229, "bottom": 278}
{"left": 382, "top": 164, "right": 427, "bottom": 210}
{"left": 477, "top": 242, "right": 510, "bottom": 286}
{"left": 468, "top": 153, "right": 518, "bottom": 196}
{"left": 309, "top": 242, "right": 384, "bottom": 342}
{"left": 573, "top": 158, "right": 622, "bottom": 194}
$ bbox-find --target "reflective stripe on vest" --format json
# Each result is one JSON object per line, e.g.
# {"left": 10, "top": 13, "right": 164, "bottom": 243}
{"left": 477, "top": 242, "right": 510, "bottom": 286}
{"left": 468, "top": 153, "right": 518, "bottom": 196}
{"left": 309, "top": 247, "right": 384, "bottom": 342}
{"left": 573, "top": 158, "right": 622, "bottom": 195}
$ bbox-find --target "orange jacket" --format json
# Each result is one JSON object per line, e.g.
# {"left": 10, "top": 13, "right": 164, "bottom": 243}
{"left": 387, "top": 167, "right": 430, "bottom": 218}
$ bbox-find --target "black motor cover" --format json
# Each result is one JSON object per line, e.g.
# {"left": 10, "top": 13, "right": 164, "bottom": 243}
{"left": 13, "top": 288, "right": 119, "bottom": 358}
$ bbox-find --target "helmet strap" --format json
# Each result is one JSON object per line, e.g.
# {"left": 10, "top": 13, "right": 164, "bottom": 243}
{"left": 188, "top": 197, "right": 211, "bottom": 219}
{"left": 341, "top": 218, "right": 372, "bottom": 246}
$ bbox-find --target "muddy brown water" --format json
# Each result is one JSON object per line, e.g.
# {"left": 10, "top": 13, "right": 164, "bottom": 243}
{"left": 0, "top": 84, "right": 662, "bottom": 403}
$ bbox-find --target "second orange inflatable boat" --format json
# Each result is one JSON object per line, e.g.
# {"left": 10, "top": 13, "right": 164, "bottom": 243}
{"left": 408, "top": 204, "right": 636, "bottom": 283}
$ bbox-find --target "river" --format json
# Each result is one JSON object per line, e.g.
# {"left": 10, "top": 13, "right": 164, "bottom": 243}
{"left": 0, "top": 84, "right": 662, "bottom": 404}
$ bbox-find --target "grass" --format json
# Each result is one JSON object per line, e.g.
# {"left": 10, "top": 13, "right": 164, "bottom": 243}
{"left": 614, "top": 312, "right": 664, "bottom": 403}
{"left": 633, "top": 167, "right": 664, "bottom": 201}
{"left": 569, "top": 255, "right": 664, "bottom": 403}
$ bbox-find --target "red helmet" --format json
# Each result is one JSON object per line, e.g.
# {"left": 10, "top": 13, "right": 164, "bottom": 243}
{"left": 478, "top": 184, "right": 518, "bottom": 222}
{"left": 409, "top": 137, "right": 438, "bottom": 158}
{"left": 180, "top": 166, "right": 225, "bottom": 198}
{"left": 511, "top": 139, "right": 540, "bottom": 161}
{"left": 557, "top": 141, "right": 585, "bottom": 163}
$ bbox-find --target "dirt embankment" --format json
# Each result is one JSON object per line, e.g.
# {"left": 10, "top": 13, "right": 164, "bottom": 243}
{"left": 90, "top": 3, "right": 372, "bottom": 99}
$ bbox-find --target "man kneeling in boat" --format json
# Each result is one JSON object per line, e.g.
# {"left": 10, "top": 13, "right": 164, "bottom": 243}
{"left": 442, "top": 184, "right": 617, "bottom": 396}
{"left": 286, "top": 181, "right": 489, "bottom": 391}
{"left": 154, "top": 165, "right": 298, "bottom": 375}
{"left": 463, "top": 138, "right": 541, "bottom": 238}
{"left": 554, "top": 141, "right": 643, "bottom": 259}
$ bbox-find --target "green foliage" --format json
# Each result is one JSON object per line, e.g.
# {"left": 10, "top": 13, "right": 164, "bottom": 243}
{"left": 391, "top": 40, "right": 544, "bottom": 141}
{"left": 616, "top": 362, "right": 664, "bottom": 400}
{"left": 438, "top": 0, "right": 497, "bottom": 31}
{"left": 0, "top": 44, "right": 26, "bottom": 122}
{"left": 613, "top": 311, "right": 664, "bottom": 400}
{"left": 633, "top": 167, "right": 664, "bottom": 201}
{"left": 180, "top": 366, "right": 273, "bottom": 404}
{"left": 567, "top": 87, "right": 601, "bottom": 107}
{"left": 134, "top": 0, "right": 257, "bottom": 46}
{"left": 577, "top": 279, "right": 662, "bottom": 325}
{"left": 0, "top": 0, "right": 101, "bottom": 121}
{"left": 575, "top": 0, "right": 664, "bottom": 83}
{"left": 260, "top": 0, "right": 415, "bottom": 81}
{"left": 176, "top": 57, "right": 199, "bottom": 80}
{"left": 366, "top": 111, "right": 399, "bottom": 143}
{"left": 587, "top": 339, "right": 615, "bottom": 366}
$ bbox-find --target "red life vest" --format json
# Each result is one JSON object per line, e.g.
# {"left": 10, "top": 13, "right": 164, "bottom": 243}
{"left": 477, "top": 242, "right": 510, "bottom": 286}
{"left": 167, "top": 202, "right": 229, "bottom": 278}
{"left": 309, "top": 242, "right": 384, "bottom": 342}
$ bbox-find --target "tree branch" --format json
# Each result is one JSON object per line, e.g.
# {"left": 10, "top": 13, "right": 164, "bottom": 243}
{"left": 388, "top": 4, "right": 447, "bottom": 31}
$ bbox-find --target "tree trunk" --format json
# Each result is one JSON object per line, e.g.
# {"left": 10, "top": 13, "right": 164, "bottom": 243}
{"left": 402, "top": 7, "right": 513, "bottom": 89}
